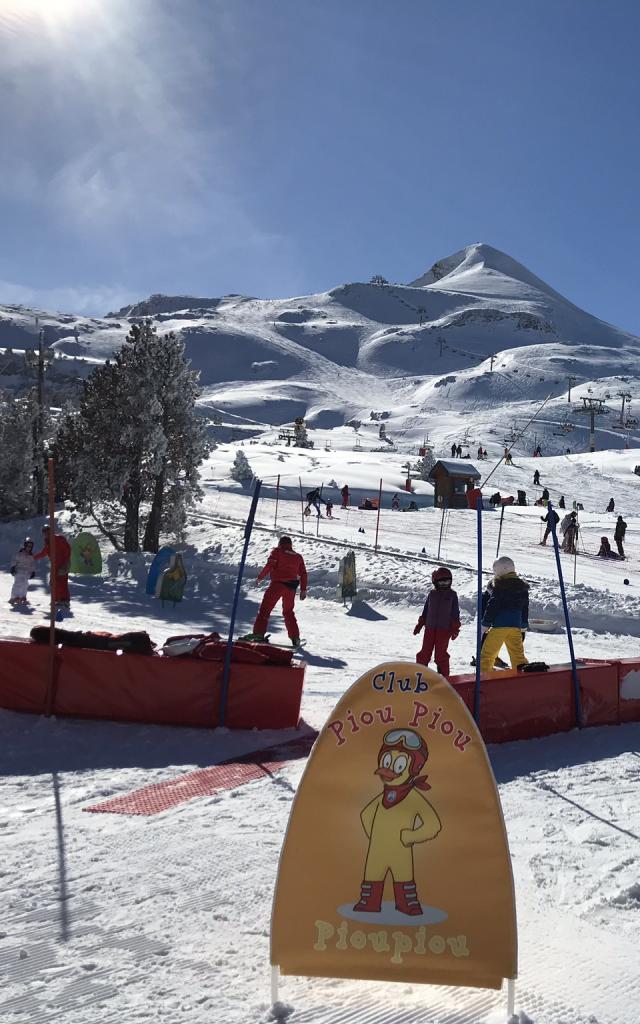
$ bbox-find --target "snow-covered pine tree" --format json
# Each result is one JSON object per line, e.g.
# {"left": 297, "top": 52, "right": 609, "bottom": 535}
{"left": 230, "top": 449, "right": 253, "bottom": 483}
{"left": 417, "top": 448, "right": 436, "bottom": 479}
{"left": 55, "top": 321, "right": 208, "bottom": 552}
{"left": 0, "top": 392, "right": 39, "bottom": 518}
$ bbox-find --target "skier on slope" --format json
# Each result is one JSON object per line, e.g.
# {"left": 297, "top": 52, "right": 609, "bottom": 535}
{"left": 561, "top": 512, "right": 579, "bottom": 555}
{"left": 251, "top": 536, "right": 307, "bottom": 647}
{"left": 9, "top": 537, "right": 36, "bottom": 606}
{"left": 614, "top": 515, "right": 627, "bottom": 558}
{"left": 341, "top": 485, "right": 350, "bottom": 509}
{"left": 413, "top": 566, "right": 460, "bottom": 679}
{"left": 34, "top": 523, "right": 72, "bottom": 610}
{"left": 606, "top": 498, "right": 615, "bottom": 513}
{"left": 533, "top": 469, "right": 540, "bottom": 486}
{"left": 304, "top": 487, "right": 324, "bottom": 518}
{"left": 539, "top": 508, "right": 560, "bottom": 545}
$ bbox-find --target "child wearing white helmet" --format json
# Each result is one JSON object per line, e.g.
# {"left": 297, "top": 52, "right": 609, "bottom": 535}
{"left": 9, "top": 537, "right": 36, "bottom": 606}
{"left": 479, "top": 556, "right": 529, "bottom": 673}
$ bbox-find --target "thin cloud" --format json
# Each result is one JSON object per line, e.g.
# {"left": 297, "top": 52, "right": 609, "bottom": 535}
{"left": 0, "top": 277, "right": 137, "bottom": 316}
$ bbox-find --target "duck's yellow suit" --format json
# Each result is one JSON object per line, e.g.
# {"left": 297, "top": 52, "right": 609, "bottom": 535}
{"left": 361, "top": 788, "right": 441, "bottom": 882}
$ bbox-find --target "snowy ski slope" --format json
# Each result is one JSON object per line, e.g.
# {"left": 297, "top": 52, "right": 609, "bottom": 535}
{"left": 1, "top": 437, "right": 640, "bottom": 1024}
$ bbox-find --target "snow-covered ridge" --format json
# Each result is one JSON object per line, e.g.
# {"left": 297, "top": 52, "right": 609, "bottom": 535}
{"left": 1, "top": 243, "right": 639, "bottom": 453}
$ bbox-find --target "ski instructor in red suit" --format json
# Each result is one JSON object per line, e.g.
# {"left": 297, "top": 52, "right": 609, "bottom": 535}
{"left": 34, "top": 522, "right": 72, "bottom": 608}
{"left": 252, "top": 536, "right": 307, "bottom": 647}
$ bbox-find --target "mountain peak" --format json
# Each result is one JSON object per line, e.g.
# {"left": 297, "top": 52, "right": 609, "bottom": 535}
{"left": 408, "top": 242, "right": 565, "bottom": 301}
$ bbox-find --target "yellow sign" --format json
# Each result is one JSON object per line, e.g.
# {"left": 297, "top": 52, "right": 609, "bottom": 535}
{"left": 271, "top": 662, "right": 517, "bottom": 989}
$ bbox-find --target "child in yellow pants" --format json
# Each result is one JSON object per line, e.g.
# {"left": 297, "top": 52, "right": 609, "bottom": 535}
{"left": 480, "top": 556, "right": 529, "bottom": 673}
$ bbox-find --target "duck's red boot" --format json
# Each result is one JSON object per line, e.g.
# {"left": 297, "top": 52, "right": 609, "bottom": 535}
{"left": 393, "top": 880, "right": 423, "bottom": 916}
{"left": 353, "top": 880, "right": 384, "bottom": 913}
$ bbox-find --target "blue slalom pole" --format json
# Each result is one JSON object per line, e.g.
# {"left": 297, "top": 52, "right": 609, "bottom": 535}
{"left": 474, "top": 498, "right": 483, "bottom": 723}
{"left": 219, "top": 479, "right": 262, "bottom": 726}
{"left": 547, "top": 502, "right": 583, "bottom": 728}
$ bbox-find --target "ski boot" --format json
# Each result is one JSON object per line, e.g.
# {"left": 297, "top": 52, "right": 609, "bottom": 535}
{"left": 393, "top": 881, "right": 423, "bottom": 916}
{"left": 353, "top": 880, "right": 384, "bottom": 913}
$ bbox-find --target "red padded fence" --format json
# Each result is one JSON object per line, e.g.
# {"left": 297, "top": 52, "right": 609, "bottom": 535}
{"left": 0, "top": 638, "right": 639, "bottom": 741}
{"left": 0, "top": 637, "right": 304, "bottom": 730}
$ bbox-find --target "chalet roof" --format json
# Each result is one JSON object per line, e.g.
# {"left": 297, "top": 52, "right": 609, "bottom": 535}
{"left": 429, "top": 460, "right": 482, "bottom": 480}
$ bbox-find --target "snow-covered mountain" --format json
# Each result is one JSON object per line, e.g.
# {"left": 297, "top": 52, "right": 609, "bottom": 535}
{"left": 2, "top": 243, "right": 639, "bottom": 454}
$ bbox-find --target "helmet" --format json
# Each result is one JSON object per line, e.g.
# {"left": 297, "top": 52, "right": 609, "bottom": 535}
{"left": 23, "top": 536, "right": 33, "bottom": 546}
{"left": 379, "top": 728, "right": 429, "bottom": 776}
{"left": 431, "top": 566, "right": 452, "bottom": 586}
{"left": 493, "top": 556, "right": 515, "bottom": 577}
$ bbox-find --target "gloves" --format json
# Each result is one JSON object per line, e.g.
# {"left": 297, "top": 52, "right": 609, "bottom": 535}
{"left": 30, "top": 572, "right": 35, "bottom": 579}
{"left": 413, "top": 616, "right": 424, "bottom": 635}
{"left": 451, "top": 620, "right": 460, "bottom": 640}
{"left": 300, "top": 590, "right": 307, "bottom": 601}
{"left": 10, "top": 568, "right": 15, "bottom": 575}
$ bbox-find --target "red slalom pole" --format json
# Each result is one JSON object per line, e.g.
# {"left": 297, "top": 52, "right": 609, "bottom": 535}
{"left": 374, "top": 478, "right": 383, "bottom": 553}
{"left": 44, "top": 457, "right": 58, "bottom": 717}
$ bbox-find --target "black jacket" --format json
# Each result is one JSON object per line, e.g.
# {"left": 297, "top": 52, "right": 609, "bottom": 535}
{"left": 482, "top": 575, "right": 529, "bottom": 629}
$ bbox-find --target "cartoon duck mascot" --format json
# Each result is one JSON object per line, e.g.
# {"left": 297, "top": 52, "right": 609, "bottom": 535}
{"left": 353, "top": 728, "right": 441, "bottom": 916}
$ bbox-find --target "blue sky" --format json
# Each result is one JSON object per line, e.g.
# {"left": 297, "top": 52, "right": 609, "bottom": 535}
{"left": 1, "top": 0, "right": 639, "bottom": 331}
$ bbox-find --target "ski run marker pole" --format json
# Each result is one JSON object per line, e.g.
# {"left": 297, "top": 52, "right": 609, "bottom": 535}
{"left": 547, "top": 502, "right": 583, "bottom": 727}
{"left": 496, "top": 504, "right": 505, "bottom": 558}
{"left": 44, "top": 457, "right": 58, "bottom": 717}
{"left": 219, "top": 478, "right": 261, "bottom": 727}
{"left": 298, "top": 477, "right": 305, "bottom": 535}
{"left": 374, "top": 478, "right": 383, "bottom": 552}
{"left": 474, "top": 498, "right": 483, "bottom": 723}
{"left": 273, "top": 474, "right": 280, "bottom": 530}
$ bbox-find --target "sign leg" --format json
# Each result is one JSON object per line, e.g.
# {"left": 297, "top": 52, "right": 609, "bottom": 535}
{"left": 507, "top": 977, "right": 515, "bottom": 1017}
{"left": 271, "top": 964, "right": 279, "bottom": 1004}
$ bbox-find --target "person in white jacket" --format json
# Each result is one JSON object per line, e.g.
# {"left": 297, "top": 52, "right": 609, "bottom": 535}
{"left": 10, "top": 537, "right": 36, "bottom": 605}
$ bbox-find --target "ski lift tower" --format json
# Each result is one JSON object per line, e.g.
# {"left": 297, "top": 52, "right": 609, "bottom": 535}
{"left": 576, "top": 397, "right": 609, "bottom": 452}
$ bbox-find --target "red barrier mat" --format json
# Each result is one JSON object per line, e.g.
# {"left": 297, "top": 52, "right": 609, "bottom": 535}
{"left": 83, "top": 735, "right": 315, "bottom": 816}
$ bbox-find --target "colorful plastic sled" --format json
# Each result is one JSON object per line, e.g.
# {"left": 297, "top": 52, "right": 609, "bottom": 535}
{"left": 70, "top": 532, "right": 102, "bottom": 575}
{"left": 146, "top": 546, "right": 176, "bottom": 595}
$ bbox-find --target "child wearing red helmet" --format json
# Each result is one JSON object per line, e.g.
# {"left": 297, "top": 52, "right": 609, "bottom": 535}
{"left": 413, "top": 566, "right": 460, "bottom": 678}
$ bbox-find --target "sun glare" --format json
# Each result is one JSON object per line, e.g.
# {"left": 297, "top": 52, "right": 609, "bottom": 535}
{"left": 0, "top": 0, "right": 88, "bottom": 29}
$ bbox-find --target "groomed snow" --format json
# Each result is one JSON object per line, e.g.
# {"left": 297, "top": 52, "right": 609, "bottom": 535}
{"left": 2, "top": 438, "right": 640, "bottom": 1024}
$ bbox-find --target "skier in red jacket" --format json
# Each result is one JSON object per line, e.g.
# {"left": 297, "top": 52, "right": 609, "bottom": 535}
{"left": 34, "top": 523, "right": 72, "bottom": 608}
{"left": 252, "top": 536, "right": 308, "bottom": 646}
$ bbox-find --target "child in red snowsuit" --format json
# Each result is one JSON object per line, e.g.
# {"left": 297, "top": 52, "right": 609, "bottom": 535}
{"left": 413, "top": 566, "right": 460, "bottom": 678}
{"left": 253, "top": 536, "right": 308, "bottom": 645}
{"left": 34, "top": 524, "right": 72, "bottom": 606}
